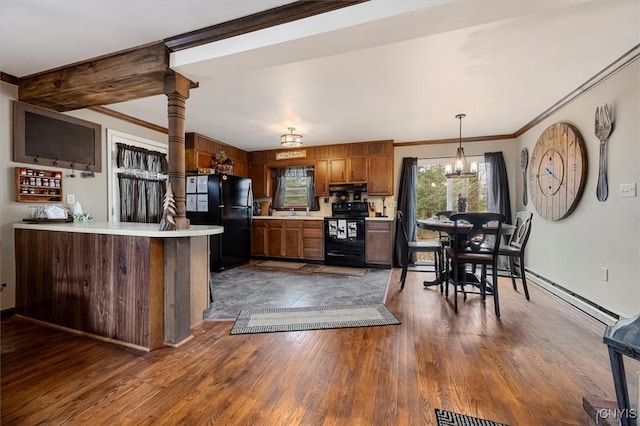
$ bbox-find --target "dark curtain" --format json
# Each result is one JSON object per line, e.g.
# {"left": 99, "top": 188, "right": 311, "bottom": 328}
{"left": 485, "top": 152, "right": 512, "bottom": 224}
{"left": 118, "top": 174, "right": 164, "bottom": 223}
{"left": 485, "top": 152, "right": 512, "bottom": 269}
{"left": 306, "top": 167, "right": 320, "bottom": 211}
{"left": 393, "top": 157, "right": 417, "bottom": 267}
{"left": 116, "top": 143, "right": 167, "bottom": 173}
{"left": 271, "top": 168, "right": 287, "bottom": 209}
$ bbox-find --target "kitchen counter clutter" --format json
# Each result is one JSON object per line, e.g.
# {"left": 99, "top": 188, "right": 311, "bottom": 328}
{"left": 13, "top": 221, "right": 223, "bottom": 351}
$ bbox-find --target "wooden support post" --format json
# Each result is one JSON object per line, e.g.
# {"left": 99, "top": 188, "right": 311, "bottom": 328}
{"left": 164, "top": 237, "right": 192, "bottom": 345}
{"left": 165, "top": 73, "right": 191, "bottom": 230}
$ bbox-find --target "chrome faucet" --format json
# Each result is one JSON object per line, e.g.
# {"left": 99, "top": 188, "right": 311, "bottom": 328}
{"left": 290, "top": 208, "right": 296, "bottom": 216}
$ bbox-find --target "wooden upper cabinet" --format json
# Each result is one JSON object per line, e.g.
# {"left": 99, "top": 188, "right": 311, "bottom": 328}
{"left": 329, "top": 158, "right": 347, "bottom": 183}
{"left": 329, "top": 157, "right": 367, "bottom": 183}
{"left": 185, "top": 132, "right": 248, "bottom": 177}
{"left": 314, "top": 159, "right": 329, "bottom": 196}
{"left": 250, "top": 162, "right": 271, "bottom": 198}
{"left": 367, "top": 156, "right": 393, "bottom": 196}
{"left": 193, "top": 150, "right": 214, "bottom": 169}
{"left": 233, "top": 161, "right": 248, "bottom": 178}
{"left": 349, "top": 157, "right": 367, "bottom": 182}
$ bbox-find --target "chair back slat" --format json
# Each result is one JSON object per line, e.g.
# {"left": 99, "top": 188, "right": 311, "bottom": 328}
{"left": 509, "top": 211, "right": 533, "bottom": 250}
{"left": 449, "top": 212, "right": 505, "bottom": 254}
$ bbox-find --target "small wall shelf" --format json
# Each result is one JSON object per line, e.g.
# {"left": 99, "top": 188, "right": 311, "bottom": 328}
{"left": 15, "top": 167, "right": 63, "bottom": 203}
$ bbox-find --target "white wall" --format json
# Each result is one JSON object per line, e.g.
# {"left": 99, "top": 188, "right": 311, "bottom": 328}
{"left": 0, "top": 81, "right": 168, "bottom": 310}
{"left": 516, "top": 60, "right": 640, "bottom": 318}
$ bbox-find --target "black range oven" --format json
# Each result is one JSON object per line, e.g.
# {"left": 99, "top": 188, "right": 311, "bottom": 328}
{"left": 324, "top": 202, "right": 368, "bottom": 268}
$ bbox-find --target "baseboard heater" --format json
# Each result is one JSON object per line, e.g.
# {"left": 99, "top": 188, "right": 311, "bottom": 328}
{"left": 526, "top": 269, "right": 619, "bottom": 326}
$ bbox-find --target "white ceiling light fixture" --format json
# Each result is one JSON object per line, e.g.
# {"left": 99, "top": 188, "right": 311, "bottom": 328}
{"left": 280, "top": 127, "right": 303, "bottom": 148}
{"left": 445, "top": 113, "right": 478, "bottom": 178}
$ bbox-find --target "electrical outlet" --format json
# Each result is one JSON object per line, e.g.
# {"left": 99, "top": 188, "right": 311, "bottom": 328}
{"left": 66, "top": 194, "right": 75, "bottom": 204}
{"left": 620, "top": 182, "right": 637, "bottom": 198}
{"left": 601, "top": 267, "right": 608, "bottom": 282}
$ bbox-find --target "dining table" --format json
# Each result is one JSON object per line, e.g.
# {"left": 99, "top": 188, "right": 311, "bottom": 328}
{"left": 416, "top": 218, "right": 515, "bottom": 289}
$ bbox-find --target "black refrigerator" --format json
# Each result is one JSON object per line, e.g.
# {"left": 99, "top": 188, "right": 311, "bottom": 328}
{"left": 185, "top": 173, "right": 253, "bottom": 272}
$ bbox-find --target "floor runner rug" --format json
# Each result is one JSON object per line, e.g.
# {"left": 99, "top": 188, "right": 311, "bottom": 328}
{"left": 256, "top": 260, "right": 306, "bottom": 269}
{"left": 230, "top": 303, "right": 400, "bottom": 334}
{"left": 435, "top": 409, "right": 509, "bottom": 426}
{"left": 314, "top": 265, "right": 368, "bottom": 276}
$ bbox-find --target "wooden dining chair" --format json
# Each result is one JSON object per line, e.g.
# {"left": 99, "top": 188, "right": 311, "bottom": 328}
{"left": 397, "top": 211, "right": 443, "bottom": 291}
{"left": 499, "top": 211, "right": 533, "bottom": 300}
{"left": 444, "top": 212, "right": 505, "bottom": 317}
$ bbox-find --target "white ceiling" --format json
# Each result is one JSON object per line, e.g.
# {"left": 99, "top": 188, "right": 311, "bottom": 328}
{"left": 1, "top": 1, "right": 639, "bottom": 151}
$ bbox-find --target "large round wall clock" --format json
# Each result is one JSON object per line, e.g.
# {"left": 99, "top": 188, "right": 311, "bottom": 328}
{"left": 528, "top": 122, "right": 588, "bottom": 221}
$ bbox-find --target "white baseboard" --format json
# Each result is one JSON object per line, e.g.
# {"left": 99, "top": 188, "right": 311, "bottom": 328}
{"left": 526, "top": 270, "right": 618, "bottom": 326}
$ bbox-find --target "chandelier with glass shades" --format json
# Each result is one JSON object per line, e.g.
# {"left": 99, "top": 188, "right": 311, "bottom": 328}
{"left": 445, "top": 113, "right": 478, "bottom": 178}
{"left": 280, "top": 127, "right": 303, "bottom": 148}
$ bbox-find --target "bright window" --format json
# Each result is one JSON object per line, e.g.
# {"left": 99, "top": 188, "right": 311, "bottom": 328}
{"left": 416, "top": 156, "right": 487, "bottom": 219}
{"left": 414, "top": 156, "right": 487, "bottom": 263}
{"left": 282, "top": 175, "right": 310, "bottom": 207}
{"left": 272, "top": 166, "right": 316, "bottom": 210}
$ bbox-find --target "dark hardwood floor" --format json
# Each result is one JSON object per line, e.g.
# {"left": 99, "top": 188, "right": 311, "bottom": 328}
{"left": 2, "top": 269, "right": 615, "bottom": 425}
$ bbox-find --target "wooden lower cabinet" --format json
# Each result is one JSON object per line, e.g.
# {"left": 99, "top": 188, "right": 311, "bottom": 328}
{"left": 252, "top": 219, "right": 323, "bottom": 261}
{"left": 267, "top": 220, "right": 285, "bottom": 257}
{"left": 251, "top": 220, "right": 268, "bottom": 256}
{"left": 284, "top": 221, "right": 303, "bottom": 258}
{"left": 302, "top": 220, "right": 324, "bottom": 260}
{"left": 365, "top": 220, "right": 394, "bottom": 267}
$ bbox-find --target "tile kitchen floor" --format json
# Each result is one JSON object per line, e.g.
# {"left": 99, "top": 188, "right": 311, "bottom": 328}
{"left": 203, "top": 262, "right": 392, "bottom": 320}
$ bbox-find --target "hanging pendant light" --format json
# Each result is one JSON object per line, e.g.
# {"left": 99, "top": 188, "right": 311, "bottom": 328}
{"left": 445, "top": 114, "right": 478, "bottom": 178}
{"left": 280, "top": 127, "right": 303, "bottom": 148}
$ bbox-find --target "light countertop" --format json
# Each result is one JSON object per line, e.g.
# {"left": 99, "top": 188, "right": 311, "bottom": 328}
{"left": 14, "top": 221, "right": 224, "bottom": 237}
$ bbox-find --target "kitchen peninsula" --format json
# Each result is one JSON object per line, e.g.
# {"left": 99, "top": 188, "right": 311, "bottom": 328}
{"left": 14, "top": 221, "right": 223, "bottom": 351}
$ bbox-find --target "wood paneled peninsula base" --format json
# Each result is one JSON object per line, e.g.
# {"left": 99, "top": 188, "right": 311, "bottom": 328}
{"left": 13, "top": 222, "right": 223, "bottom": 351}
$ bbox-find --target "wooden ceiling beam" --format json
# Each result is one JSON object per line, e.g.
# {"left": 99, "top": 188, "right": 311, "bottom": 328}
{"left": 17, "top": 42, "right": 195, "bottom": 111}
{"left": 164, "top": 0, "right": 368, "bottom": 51}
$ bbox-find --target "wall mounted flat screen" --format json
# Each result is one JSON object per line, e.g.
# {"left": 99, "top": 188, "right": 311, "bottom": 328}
{"left": 13, "top": 101, "right": 102, "bottom": 172}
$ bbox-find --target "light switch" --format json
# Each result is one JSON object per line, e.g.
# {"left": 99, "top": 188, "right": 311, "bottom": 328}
{"left": 619, "top": 182, "right": 637, "bottom": 198}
